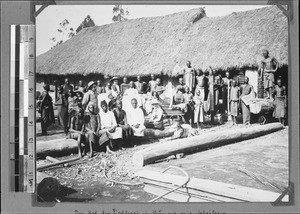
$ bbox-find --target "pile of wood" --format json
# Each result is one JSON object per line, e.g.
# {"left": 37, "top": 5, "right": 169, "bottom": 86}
{"left": 136, "top": 169, "right": 289, "bottom": 202}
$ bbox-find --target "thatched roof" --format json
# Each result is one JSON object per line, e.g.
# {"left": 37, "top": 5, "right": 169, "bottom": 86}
{"left": 37, "top": 6, "right": 288, "bottom": 77}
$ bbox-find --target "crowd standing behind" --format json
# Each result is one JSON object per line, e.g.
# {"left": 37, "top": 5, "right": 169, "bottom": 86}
{"left": 38, "top": 50, "right": 286, "bottom": 158}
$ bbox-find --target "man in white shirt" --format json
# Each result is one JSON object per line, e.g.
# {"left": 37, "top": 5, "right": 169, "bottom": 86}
{"left": 123, "top": 81, "right": 142, "bottom": 112}
{"left": 98, "top": 100, "right": 122, "bottom": 153}
{"left": 145, "top": 100, "right": 164, "bottom": 130}
{"left": 126, "top": 98, "right": 146, "bottom": 137}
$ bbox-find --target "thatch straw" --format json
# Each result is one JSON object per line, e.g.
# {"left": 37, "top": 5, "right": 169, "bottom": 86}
{"left": 37, "top": 6, "right": 288, "bottom": 77}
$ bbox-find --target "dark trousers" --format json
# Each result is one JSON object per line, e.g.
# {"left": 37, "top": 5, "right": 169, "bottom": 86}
{"left": 57, "top": 105, "right": 69, "bottom": 133}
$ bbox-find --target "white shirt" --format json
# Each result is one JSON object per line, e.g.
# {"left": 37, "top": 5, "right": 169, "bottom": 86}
{"left": 126, "top": 107, "right": 145, "bottom": 126}
{"left": 99, "top": 110, "right": 117, "bottom": 129}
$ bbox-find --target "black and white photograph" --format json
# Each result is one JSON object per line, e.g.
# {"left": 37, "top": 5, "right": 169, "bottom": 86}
{"left": 35, "top": 4, "right": 289, "bottom": 203}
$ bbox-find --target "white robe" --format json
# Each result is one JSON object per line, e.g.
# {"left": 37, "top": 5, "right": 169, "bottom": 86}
{"left": 126, "top": 107, "right": 146, "bottom": 137}
{"left": 99, "top": 110, "right": 122, "bottom": 139}
{"left": 123, "top": 88, "right": 142, "bottom": 112}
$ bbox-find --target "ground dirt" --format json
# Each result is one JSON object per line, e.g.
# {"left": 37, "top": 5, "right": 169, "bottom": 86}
{"left": 36, "top": 119, "right": 288, "bottom": 203}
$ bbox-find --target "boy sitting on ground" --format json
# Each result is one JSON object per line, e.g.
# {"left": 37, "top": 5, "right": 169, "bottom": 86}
{"left": 85, "top": 104, "right": 101, "bottom": 157}
{"left": 69, "top": 108, "right": 87, "bottom": 158}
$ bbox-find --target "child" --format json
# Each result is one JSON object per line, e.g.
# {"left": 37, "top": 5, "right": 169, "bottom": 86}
{"left": 272, "top": 78, "right": 286, "bottom": 125}
{"left": 229, "top": 80, "right": 240, "bottom": 125}
{"left": 193, "top": 88, "right": 205, "bottom": 129}
{"left": 85, "top": 104, "right": 101, "bottom": 157}
{"left": 69, "top": 108, "right": 86, "bottom": 158}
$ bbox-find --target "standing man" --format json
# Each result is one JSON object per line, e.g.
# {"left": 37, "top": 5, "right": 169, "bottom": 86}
{"left": 182, "top": 61, "right": 195, "bottom": 94}
{"left": 272, "top": 78, "right": 287, "bottom": 125}
{"left": 96, "top": 80, "right": 103, "bottom": 95}
{"left": 240, "top": 77, "right": 254, "bottom": 125}
{"left": 222, "top": 71, "right": 232, "bottom": 114}
{"left": 82, "top": 81, "right": 99, "bottom": 114}
{"left": 258, "top": 49, "right": 279, "bottom": 99}
{"left": 38, "top": 84, "right": 55, "bottom": 136}
{"left": 148, "top": 74, "right": 157, "bottom": 93}
{"left": 135, "top": 75, "right": 144, "bottom": 94}
{"left": 229, "top": 80, "right": 240, "bottom": 125}
{"left": 120, "top": 77, "right": 129, "bottom": 95}
{"left": 55, "top": 86, "right": 69, "bottom": 135}
{"left": 76, "top": 80, "right": 86, "bottom": 93}
{"left": 176, "top": 77, "right": 186, "bottom": 93}
{"left": 62, "top": 78, "right": 73, "bottom": 95}
{"left": 214, "top": 73, "right": 224, "bottom": 114}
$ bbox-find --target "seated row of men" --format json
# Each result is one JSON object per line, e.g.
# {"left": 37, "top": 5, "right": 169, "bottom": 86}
{"left": 69, "top": 93, "right": 163, "bottom": 158}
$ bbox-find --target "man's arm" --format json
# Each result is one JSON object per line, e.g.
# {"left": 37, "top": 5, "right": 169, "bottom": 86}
{"left": 69, "top": 117, "right": 81, "bottom": 134}
{"left": 81, "top": 92, "right": 89, "bottom": 110}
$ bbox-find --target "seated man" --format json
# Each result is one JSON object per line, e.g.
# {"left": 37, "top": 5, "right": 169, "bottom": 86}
{"left": 176, "top": 77, "right": 186, "bottom": 94}
{"left": 123, "top": 81, "right": 142, "bottom": 112}
{"left": 152, "top": 78, "right": 165, "bottom": 99}
{"left": 84, "top": 104, "right": 101, "bottom": 157}
{"left": 145, "top": 100, "right": 164, "bottom": 130}
{"left": 98, "top": 100, "right": 122, "bottom": 153}
{"left": 126, "top": 98, "right": 146, "bottom": 137}
{"left": 113, "top": 100, "right": 133, "bottom": 144}
{"left": 68, "top": 108, "right": 87, "bottom": 158}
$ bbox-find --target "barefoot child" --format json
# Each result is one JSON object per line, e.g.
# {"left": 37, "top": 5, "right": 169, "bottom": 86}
{"left": 229, "top": 80, "right": 240, "bottom": 125}
{"left": 85, "top": 104, "right": 101, "bottom": 157}
{"left": 272, "top": 78, "right": 287, "bottom": 125}
{"left": 69, "top": 108, "right": 86, "bottom": 158}
{"left": 193, "top": 88, "right": 204, "bottom": 129}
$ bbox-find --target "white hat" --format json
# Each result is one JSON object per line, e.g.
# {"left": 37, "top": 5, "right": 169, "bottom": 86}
{"left": 87, "top": 81, "right": 96, "bottom": 89}
{"left": 110, "top": 76, "right": 120, "bottom": 82}
{"left": 151, "top": 99, "right": 159, "bottom": 105}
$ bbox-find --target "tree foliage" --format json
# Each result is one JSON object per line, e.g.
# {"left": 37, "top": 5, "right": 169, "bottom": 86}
{"left": 112, "top": 5, "right": 129, "bottom": 22}
{"left": 50, "top": 19, "right": 75, "bottom": 49}
{"left": 76, "top": 15, "right": 96, "bottom": 33}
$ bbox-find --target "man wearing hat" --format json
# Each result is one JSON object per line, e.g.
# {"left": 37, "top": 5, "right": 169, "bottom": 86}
{"left": 82, "top": 81, "right": 99, "bottom": 114}
{"left": 144, "top": 100, "right": 164, "bottom": 130}
{"left": 111, "top": 76, "right": 121, "bottom": 97}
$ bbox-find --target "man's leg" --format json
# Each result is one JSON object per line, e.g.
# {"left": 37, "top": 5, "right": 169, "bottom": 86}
{"left": 76, "top": 133, "right": 82, "bottom": 158}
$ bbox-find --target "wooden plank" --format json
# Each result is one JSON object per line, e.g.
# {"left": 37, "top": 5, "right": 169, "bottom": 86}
{"left": 37, "top": 157, "right": 80, "bottom": 171}
{"left": 133, "top": 123, "right": 284, "bottom": 167}
{"left": 145, "top": 185, "right": 213, "bottom": 202}
{"left": 143, "top": 179, "right": 242, "bottom": 202}
{"left": 45, "top": 156, "right": 59, "bottom": 163}
{"left": 136, "top": 169, "right": 289, "bottom": 202}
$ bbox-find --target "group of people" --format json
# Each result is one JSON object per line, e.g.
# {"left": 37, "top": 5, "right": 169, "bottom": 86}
{"left": 37, "top": 49, "right": 287, "bottom": 157}
{"left": 38, "top": 76, "right": 167, "bottom": 157}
